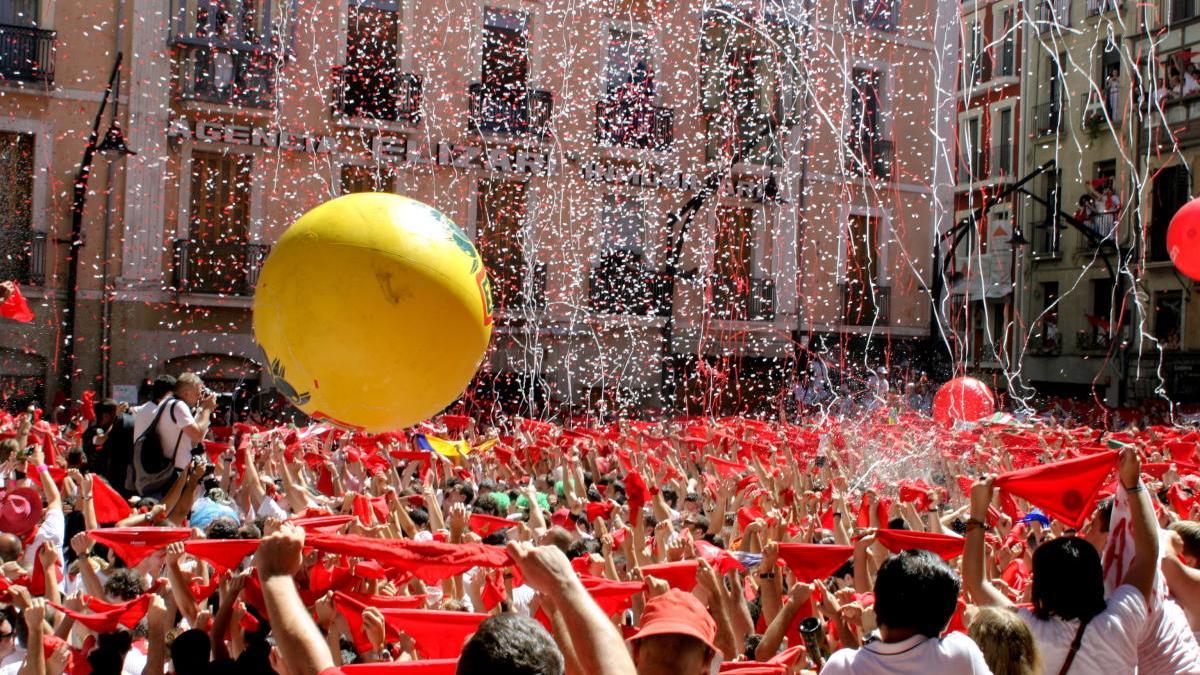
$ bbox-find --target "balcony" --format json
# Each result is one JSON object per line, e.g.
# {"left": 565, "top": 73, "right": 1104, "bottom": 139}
{"left": 841, "top": 283, "right": 890, "bottom": 326}
{"left": 852, "top": 0, "right": 898, "bottom": 31}
{"left": 0, "top": 229, "right": 44, "bottom": 285}
{"left": 468, "top": 83, "right": 552, "bottom": 140}
{"left": 1032, "top": 216, "right": 1061, "bottom": 257}
{"left": 1028, "top": 328, "right": 1062, "bottom": 356}
{"left": 169, "top": 0, "right": 292, "bottom": 54}
{"left": 0, "top": 24, "right": 54, "bottom": 84}
{"left": 1032, "top": 101, "right": 1063, "bottom": 137}
{"left": 957, "top": 154, "right": 986, "bottom": 184}
{"left": 1087, "top": 0, "right": 1123, "bottom": 15}
{"left": 1034, "top": 0, "right": 1070, "bottom": 31}
{"left": 1081, "top": 210, "right": 1119, "bottom": 244}
{"left": 847, "top": 138, "right": 893, "bottom": 180}
{"left": 588, "top": 256, "right": 670, "bottom": 317}
{"left": 964, "top": 52, "right": 992, "bottom": 88}
{"left": 706, "top": 276, "right": 775, "bottom": 322}
{"left": 595, "top": 98, "right": 673, "bottom": 151}
{"left": 172, "top": 239, "right": 269, "bottom": 296}
{"left": 1076, "top": 327, "right": 1112, "bottom": 351}
{"left": 175, "top": 44, "right": 276, "bottom": 109}
{"left": 1080, "top": 92, "right": 1122, "bottom": 133}
{"left": 493, "top": 261, "right": 548, "bottom": 322}
{"left": 332, "top": 65, "right": 421, "bottom": 126}
{"left": 991, "top": 141, "right": 1013, "bottom": 178}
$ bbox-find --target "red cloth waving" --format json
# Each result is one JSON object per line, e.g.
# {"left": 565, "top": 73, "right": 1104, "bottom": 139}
{"left": 640, "top": 560, "right": 699, "bottom": 592}
{"left": 705, "top": 455, "right": 747, "bottom": 479}
{"left": 183, "top": 539, "right": 261, "bottom": 573}
{"left": 90, "top": 477, "right": 132, "bottom": 524}
{"left": 468, "top": 514, "right": 515, "bottom": 537}
{"left": 775, "top": 544, "right": 854, "bottom": 582}
{"left": 874, "top": 529, "right": 965, "bottom": 561}
{"left": 305, "top": 534, "right": 510, "bottom": 584}
{"left": 49, "top": 594, "right": 151, "bottom": 634}
{"left": 0, "top": 285, "right": 33, "bottom": 323}
{"left": 378, "top": 609, "right": 487, "bottom": 659}
{"left": 626, "top": 471, "right": 649, "bottom": 526}
{"left": 88, "top": 528, "right": 190, "bottom": 567}
{"left": 993, "top": 451, "right": 1119, "bottom": 528}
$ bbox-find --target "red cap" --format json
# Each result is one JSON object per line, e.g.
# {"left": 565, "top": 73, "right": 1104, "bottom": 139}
{"left": 0, "top": 486, "right": 41, "bottom": 535}
{"left": 627, "top": 589, "right": 718, "bottom": 652}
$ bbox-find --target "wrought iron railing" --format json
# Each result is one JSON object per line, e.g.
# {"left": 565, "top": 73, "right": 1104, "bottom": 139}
{"left": 841, "top": 283, "right": 890, "bottom": 326}
{"left": 1034, "top": 0, "right": 1071, "bottom": 30}
{"left": 468, "top": 83, "right": 552, "bottom": 139}
{"left": 1032, "top": 100, "right": 1063, "bottom": 136}
{"left": 588, "top": 259, "right": 670, "bottom": 317}
{"left": 0, "top": 229, "right": 44, "bottom": 285}
{"left": 0, "top": 24, "right": 54, "bottom": 83}
{"left": 595, "top": 98, "right": 673, "bottom": 150}
{"left": 852, "top": 0, "right": 898, "bottom": 30}
{"left": 173, "top": 239, "right": 269, "bottom": 296}
{"left": 332, "top": 65, "right": 422, "bottom": 125}
{"left": 1087, "top": 0, "right": 1123, "bottom": 15}
{"left": 848, "top": 138, "right": 893, "bottom": 180}
{"left": 707, "top": 276, "right": 776, "bottom": 322}
{"left": 991, "top": 141, "right": 1013, "bottom": 178}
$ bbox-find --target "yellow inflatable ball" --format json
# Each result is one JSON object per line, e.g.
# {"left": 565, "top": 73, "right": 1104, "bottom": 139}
{"left": 253, "top": 193, "right": 493, "bottom": 432}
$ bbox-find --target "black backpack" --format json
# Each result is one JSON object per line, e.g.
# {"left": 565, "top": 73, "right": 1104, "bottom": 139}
{"left": 131, "top": 398, "right": 184, "bottom": 496}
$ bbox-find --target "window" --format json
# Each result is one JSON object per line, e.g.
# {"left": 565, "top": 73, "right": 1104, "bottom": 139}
{"left": 0, "top": 0, "right": 38, "bottom": 27}
{"left": 340, "top": 164, "right": 395, "bottom": 194}
{"left": 711, "top": 206, "right": 756, "bottom": 320}
{"left": 475, "top": 178, "right": 527, "bottom": 312}
{"left": 1171, "top": 0, "right": 1195, "bottom": 23}
{"left": 171, "top": 0, "right": 284, "bottom": 108}
{"left": 997, "top": 7, "right": 1016, "bottom": 77}
{"left": 848, "top": 68, "right": 889, "bottom": 176}
{"left": 1152, "top": 164, "right": 1190, "bottom": 261}
{"left": 1037, "top": 281, "right": 1060, "bottom": 350}
{"left": 993, "top": 107, "right": 1013, "bottom": 176}
{"left": 470, "top": 7, "right": 542, "bottom": 136}
{"left": 843, "top": 213, "right": 888, "bottom": 324}
{"left": 852, "top": 0, "right": 898, "bottom": 31}
{"left": 0, "top": 131, "right": 37, "bottom": 284}
{"left": 590, "top": 194, "right": 662, "bottom": 315}
{"left": 598, "top": 194, "right": 650, "bottom": 264}
{"left": 1033, "top": 168, "right": 1061, "bottom": 254}
{"left": 958, "top": 115, "right": 982, "bottom": 183}
{"left": 1035, "top": 53, "right": 1064, "bottom": 136}
{"left": 184, "top": 150, "right": 255, "bottom": 294}
{"left": 596, "top": 28, "right": 670, "bottom": 149}
{"left": 965, "top": 21, "right": 986, "bottom": 84}
{"left": 1155, "top": 290, "right": 1183, "bottom": 349}
{"left": 1087, "top": 278, "right": 1114, "bottom": 347}
{"left": 338, "top": 1, "right": 419, "bottom": 124}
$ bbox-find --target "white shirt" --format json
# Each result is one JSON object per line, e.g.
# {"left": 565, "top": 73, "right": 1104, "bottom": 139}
{"left": 156, "top": 399, "right": 197, "bottom": 470}
{"left": 1018, "top": 584, "right": 1148, "bottom": 675}
{"left": 0, "top": 646, "right": 25, "bottom": 675}
{"left": 1138, "top": 596, "right": 1200, "bottom": 675}
{"left": 822, "top": 632, "right": 991, "bottom": 674}
{"left": 22, "top": 507, "right": 64, "bottom": 569}
{"left": 130, "top": 400, "right": 160, "bottom": 441}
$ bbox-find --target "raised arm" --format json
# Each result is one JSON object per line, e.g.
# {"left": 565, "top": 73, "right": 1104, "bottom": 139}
{"left": 254, "top": 523, "right": 336, "bottom": 675}
{"left": 1119, "top": 447, "right": 1160, "bottom": 602}
{"left": 963, "top": 477, "right": 1012, "bottom": 607}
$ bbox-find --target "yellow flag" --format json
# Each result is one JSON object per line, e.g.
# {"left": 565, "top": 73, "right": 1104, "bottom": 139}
{"left": 426, "top": 435, "right": 469, "bottom": 458}
{"left": 472, "top": 438, "right": 498, "bottom": 455}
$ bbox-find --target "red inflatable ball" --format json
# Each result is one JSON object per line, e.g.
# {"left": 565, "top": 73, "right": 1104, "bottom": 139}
{"left": 932, "top": 377, "right": 996, "bottom": 426}
{"left": 1168, "top": 198, "right": 1200, "bottom": 281}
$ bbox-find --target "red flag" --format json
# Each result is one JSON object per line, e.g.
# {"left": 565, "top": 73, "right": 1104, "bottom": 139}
{"left": 0, "top": 285, "right": 33, "bottom": 323}
{"left": 993, "top": 451, "right": 1119, "bottom": 528}
{"left": 88, "top": 528, "right": 191, "bottom": 567}
{"left": 775, "top": 544, "right": 854, "bottom": 582}
{"left": 468, "top": 513, "right": 515, "bottom": 537}
{"left": 79, "top": 392, "right": 95, "bottom": 423}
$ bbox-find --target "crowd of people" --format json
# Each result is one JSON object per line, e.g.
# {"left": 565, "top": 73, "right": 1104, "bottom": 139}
{"left": 0, "top": 368, "right": 1195, "bottom": 674}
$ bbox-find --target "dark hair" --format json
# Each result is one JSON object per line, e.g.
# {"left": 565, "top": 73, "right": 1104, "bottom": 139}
{"left": 151, "top": 375, "right": 177, "bottom": 402}
{"left": 104, "top": 568, "right": 147, "bottom": 601}
{"left": 409, "top": 508, "right": 430, "bottom": 528}
{"left": 475, "top": 493, "right": 503, "bottom": 517}
{"left": 1031, "top": 537, "right": 1107, "bottom": 622}
{"left": 457, "top": 614, "right": 564, "bottom": 675}
{"left": 170, "top": 629, "right": 212, "bottom": 675}
{"left": 453, "top": 482, "right": 476, "bottom": 505}
{"left": 873, "top": 550, "right": 961, "bottom": 637}
{"left": 88, "top": 630, "right": 133, "bottom": 675}
{"left": 205, "top": 517, "right": 239, "bottom": 540}
{"left": 94, "top": 399, "right": 119, "bottom": 418}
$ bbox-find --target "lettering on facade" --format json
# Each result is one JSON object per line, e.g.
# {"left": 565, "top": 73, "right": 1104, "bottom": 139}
{"left": 168, "top": 118, "right": 335, "bottom": 153}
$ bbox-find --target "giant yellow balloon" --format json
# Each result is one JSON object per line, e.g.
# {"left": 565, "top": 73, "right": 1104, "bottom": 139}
{"left": 253, "top": 193, "right": 493, "bottom": 432}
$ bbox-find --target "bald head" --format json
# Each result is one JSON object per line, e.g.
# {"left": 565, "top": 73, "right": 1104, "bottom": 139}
{"left": 0, "top": 534, "right": 22, "bottom": 563}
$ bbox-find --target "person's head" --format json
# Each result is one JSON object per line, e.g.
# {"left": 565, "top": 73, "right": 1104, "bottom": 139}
{"left": 170, "top": 629, "right": 212, "bottom": 675}
{"left": 104, "top": 568, "right": 147, "bottom": 602}
{"left": 968, "top": 607, "right": 1042, "bottom": 675}
{"left": 87, "top": 630, "right": 133, "bottom": 675}
{"left": 457, "top": 613, "right": 563, "bottom": 675}
{"left": 94, "top": 399, "right": 120, "bottom": 428}
{"left": 1171, "top": 520, "right": 1200, "bottom": 567}
{"left": 873, "top": 550, "right": 961, "bottom": 640}
{"left": 150, "top": 374, "right": 177, "bottom": 403}
{"left": 1030, "top": 537, "right": 1106, "bottom": 622}
{"left": 0, "top": 607, "right": 16, "bottom": 658}
{"left": 175, "top": 372, "right": 204, "bottom": 407}
{"left": 0, "top": 534, "right": 21, "bottom": 563}
{"left": 628, "top": 589, "right": 719, "bottom": 675}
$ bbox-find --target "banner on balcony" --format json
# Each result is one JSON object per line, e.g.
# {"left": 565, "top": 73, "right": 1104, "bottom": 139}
{"left": 949, "top": 251, "right": 1012, "bottom": 299}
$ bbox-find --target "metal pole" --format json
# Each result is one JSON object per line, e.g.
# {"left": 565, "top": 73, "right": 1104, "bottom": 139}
{"left": 60, "top": 52, "right": 122, "bottom": 398}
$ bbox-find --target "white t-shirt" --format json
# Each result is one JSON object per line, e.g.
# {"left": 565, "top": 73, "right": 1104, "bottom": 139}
{"left": 22, "top": 507, "right": 64, "bottom": 569}
{"left": 1138, "top": 596, "right": 1200, "bottom": 675}
{"left": 1018, "top": 584, "right": 1148, "bottom": 675}
{"left": 156, "top": 399, "right": 196, "bottom": 470}
{"left": 130, "top": 400, "right": 160, "bottom": 441}
{"left": 0, "top": 647, "right": 25, "bottom": 675}
{"left": 822, "top": 632, "right": 991, "bottom": 674}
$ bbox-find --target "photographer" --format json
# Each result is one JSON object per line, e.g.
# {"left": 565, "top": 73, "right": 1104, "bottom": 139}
{"left": 158, "top": 372, "right": 217, "bottom": 473}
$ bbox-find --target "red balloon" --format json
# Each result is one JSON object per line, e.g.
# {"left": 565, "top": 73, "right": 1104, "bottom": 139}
{"left": 1168, "top": 197, "right": 1200, "bottom": 282}
{"left": 932, "top": 377, "right": 996, "bottom": 426}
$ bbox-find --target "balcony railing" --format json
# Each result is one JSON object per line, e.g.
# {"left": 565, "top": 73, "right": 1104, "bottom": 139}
{"left": 1032, "top": 100, "right": 1063, "bottom": 136}
{"left": 852, "top": 0, "right": 898, "bottom": 30}
{"left": 468, "top": 83, "right": 552, "bottom": 140}
{"left": 709, "top": 276, "right": 775, "bottom": 322}
{"left": 1076, "top": 327, "right": 1111, "bottom": 351}
{"left": 332, "top": 65, "right": 422, "bottom": 125}
{"left": 1032, "top": 216, "right": 1061, "bottom": 256}
{"left": 1034, "top": 0, "right": 1070, "bottom": 31}
{"left": 1080, "top": 91, "right": 1122, "bottom": 131}
{"left": 847, "top": 138, "right": 893, "bottom": 180}
{"left": 841, "top": 283, "right": 890, "bottom": 326}
{"left": 595, "top": 98, "right": 673, "bottom": 151}
{"left": 964, "top": 52, "right": 992, "bottom": 87}
{"left": 588, "top": 257, "right": 670, "bottom": 317}
{"left": 1028, "top": 328, "right": 1062, "bottom": 356}
{"left": 0, "top": 24, "right": 54, "bottom": 84}
{"left": 1087, "top": 0, "right": 1123, "bottom": 15}
{"left": 0, "top": 229, "right": 44, "bottom": 285}
{"left": 991, "top": 141, "right": 1013, "bottom": 178}
{"left": 173, "top": 239, "right": 269, "bottom": 296}
{"left": 957, "top": 153, "right": 986, "bottom": 184}
{"left": 176, "top": 44, "right": 276, "bottom": 109}
{"left": 1083, "top": 210, "right": 1118, "bottom": 243}
{"left": 493, "top": 261, "right": 548, "bottom": 321}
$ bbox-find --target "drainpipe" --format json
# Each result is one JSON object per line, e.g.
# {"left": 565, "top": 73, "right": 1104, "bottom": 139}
{"left": 99, "top": 0, "right": 126, "bottom": 395}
